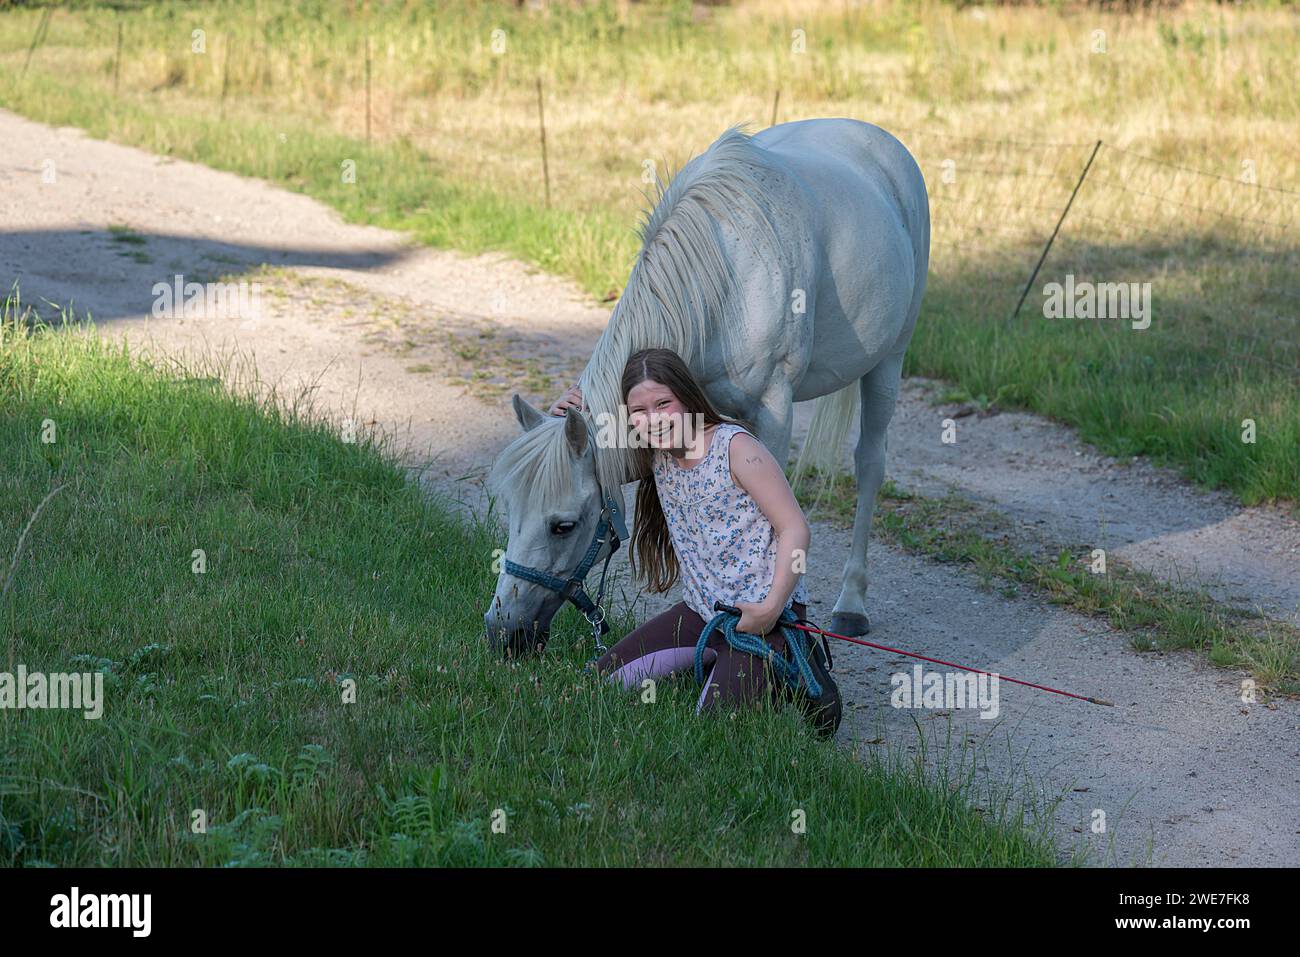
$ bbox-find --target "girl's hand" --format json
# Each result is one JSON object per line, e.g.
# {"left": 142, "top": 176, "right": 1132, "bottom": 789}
{"left": 735, "top": 599, "right": 783, "bottom": 641}
{"left": 549, "top": 383, "right": 585, "bottom": 416}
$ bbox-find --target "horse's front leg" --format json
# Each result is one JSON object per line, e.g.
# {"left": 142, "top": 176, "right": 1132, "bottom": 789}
{"left": 743, "top": 379, "right": 797, "bottom": 475}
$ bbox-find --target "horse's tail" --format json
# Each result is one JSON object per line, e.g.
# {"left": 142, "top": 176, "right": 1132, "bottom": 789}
{"left": 788, "top": 381, "right": 858, "bottom": 514}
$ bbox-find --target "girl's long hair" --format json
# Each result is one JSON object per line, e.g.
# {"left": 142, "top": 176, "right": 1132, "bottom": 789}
{"left": 622, "top": 348, "right": 756, "bottom": 595}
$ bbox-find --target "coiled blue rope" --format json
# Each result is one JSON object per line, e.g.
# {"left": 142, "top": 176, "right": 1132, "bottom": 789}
{"left": 694, "top": 607, "right": 822, "bottom": 698}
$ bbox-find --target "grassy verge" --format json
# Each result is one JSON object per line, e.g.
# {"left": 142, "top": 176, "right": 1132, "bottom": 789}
{"left": 0, "top": 1, "right": 1295, "bottom": 505}
{"left": 0, "top": 308, "right": 1062, "bottom": 866}
{"left": 792, "top": 468, "right": 1300, "bottom": 696}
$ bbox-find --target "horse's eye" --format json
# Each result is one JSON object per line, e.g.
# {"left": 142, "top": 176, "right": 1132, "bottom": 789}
{"left": 550, "top": 521, "right": 578, "bottom": 536}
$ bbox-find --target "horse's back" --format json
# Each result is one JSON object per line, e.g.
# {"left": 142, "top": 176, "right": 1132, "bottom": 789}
{"left": 755, "top": 117, "right": 928, "bottom": 266}
{"left": 751, "top": 118, "right": 929, "bottom": 378}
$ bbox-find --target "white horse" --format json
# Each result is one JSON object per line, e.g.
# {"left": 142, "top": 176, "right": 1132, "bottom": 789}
{"left": 485, "top": 118, "right": 929, "bottom": 655}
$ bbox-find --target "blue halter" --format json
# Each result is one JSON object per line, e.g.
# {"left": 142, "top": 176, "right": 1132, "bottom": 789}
{"left": 501, "top": 491, "right": 629, "bottom": 655}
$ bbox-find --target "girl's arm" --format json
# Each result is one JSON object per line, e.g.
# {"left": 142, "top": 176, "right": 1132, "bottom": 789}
{"left": 729, "top": 432, "right": 812, "bottom": 628}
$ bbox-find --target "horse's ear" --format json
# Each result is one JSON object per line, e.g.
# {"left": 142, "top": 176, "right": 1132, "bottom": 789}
{"left": 512, "top": 394, "right": 548, "bottom": 432}
{"left": 562, "top": 407, "right": 588, "bottom": 458}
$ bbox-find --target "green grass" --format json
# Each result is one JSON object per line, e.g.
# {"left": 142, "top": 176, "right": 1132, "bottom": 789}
{"left": 909, "top": 277, "right": 1299, "bottom": 510}
{"left": 0, "top": 306, "right": 1064, "bottom": 866}
{"left": 0, "top": 0, "right": 1295, "bottom": 506}
{"left": 106, "top": 223, "right": 146, "bottom": 245}
{"left": 793, "top": 469, "right": 1300, "bottom": 695}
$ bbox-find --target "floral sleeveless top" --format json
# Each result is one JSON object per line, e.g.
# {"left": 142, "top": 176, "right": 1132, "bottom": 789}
{"left": 653, "top": 423, "right": 810, "bottom": 623}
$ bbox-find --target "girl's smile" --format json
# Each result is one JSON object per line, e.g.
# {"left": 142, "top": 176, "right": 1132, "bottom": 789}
{"left": 626, "top": 379, "right": 705, "bottom": 457}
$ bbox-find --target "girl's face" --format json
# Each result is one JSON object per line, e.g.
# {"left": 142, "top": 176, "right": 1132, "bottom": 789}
{"left": 626, "top": 378, "right": 692, "bottom": 450}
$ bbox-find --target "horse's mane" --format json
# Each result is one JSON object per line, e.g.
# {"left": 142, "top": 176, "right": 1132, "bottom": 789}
{"left": 489, "top": 123, "right": 785, "bottom": 510}
{"left": 580, "top": 123, "right": 785, "bottom": 498}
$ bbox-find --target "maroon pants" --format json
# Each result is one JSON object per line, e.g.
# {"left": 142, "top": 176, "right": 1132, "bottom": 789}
{"left": 594, "top": 601, "right": 806, "bottom": 713}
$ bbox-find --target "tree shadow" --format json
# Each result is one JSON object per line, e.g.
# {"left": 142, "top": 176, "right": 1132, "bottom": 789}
{"left": 1, "top": 226, "right": 414, "bottom": 323}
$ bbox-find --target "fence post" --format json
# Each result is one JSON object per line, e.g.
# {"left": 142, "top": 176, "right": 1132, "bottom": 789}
{"left": 536, "top": 75, "right": 551, "bottom": 209}
{"left": 114, "top": 20, "right": 123, "bottom": 94}
{"left": 1011, "top": 139, "right": 1103, "bottom": 320}
{"left": 21, "top": 5, "right": 55, "bottom": 79}
{"left": 220, "top": 44, "right": 230, "bottom": 111}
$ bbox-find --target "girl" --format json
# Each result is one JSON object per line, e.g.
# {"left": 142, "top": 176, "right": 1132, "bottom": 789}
{"left": 550, "top": 348, "right": 841, "bottom": 737}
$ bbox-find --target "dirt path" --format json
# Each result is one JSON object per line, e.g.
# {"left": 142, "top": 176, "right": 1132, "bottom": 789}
{"left": 3, "top": 108, "right": 1297, "bottom": 866}
{"left": 869, "top": 383, "right": 1300, "bottom": 624}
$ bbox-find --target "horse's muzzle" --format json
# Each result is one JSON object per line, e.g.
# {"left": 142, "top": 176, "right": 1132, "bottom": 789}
{"left": 484, "top": 617, "right": 548, "bottom": 658}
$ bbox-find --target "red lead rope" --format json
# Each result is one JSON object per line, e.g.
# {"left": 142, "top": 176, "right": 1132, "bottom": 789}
{"left": 713, "top": 603, "right": 1113, "bottom": 708}
{"left": 790, "top": 619, "right": 1114, "bottom": 707}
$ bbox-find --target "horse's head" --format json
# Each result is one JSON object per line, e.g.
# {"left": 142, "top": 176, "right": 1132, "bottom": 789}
{"left": 483, "top": 395, "right": 621, "bottom": 658}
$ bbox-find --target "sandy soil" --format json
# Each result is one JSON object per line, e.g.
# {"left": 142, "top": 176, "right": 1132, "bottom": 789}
{"left": 3, "top": 108, "right": 1297, "bottom": 866}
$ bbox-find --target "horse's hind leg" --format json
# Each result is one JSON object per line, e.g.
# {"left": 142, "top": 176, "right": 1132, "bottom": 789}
{"left": 830, "top": 351, "right": 905, "bottom": 637}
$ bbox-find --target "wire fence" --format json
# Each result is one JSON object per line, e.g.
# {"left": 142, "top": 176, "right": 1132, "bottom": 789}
{"left": 13, "top": 4, "right": 1297, "bottom": 378}
{"left": 895, "top": 126, "right": 1300, "bottom": 377}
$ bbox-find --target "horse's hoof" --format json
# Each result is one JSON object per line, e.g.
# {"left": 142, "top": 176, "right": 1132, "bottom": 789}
{"left": 830, "top": 612, "right": 870, "bottom": 637}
